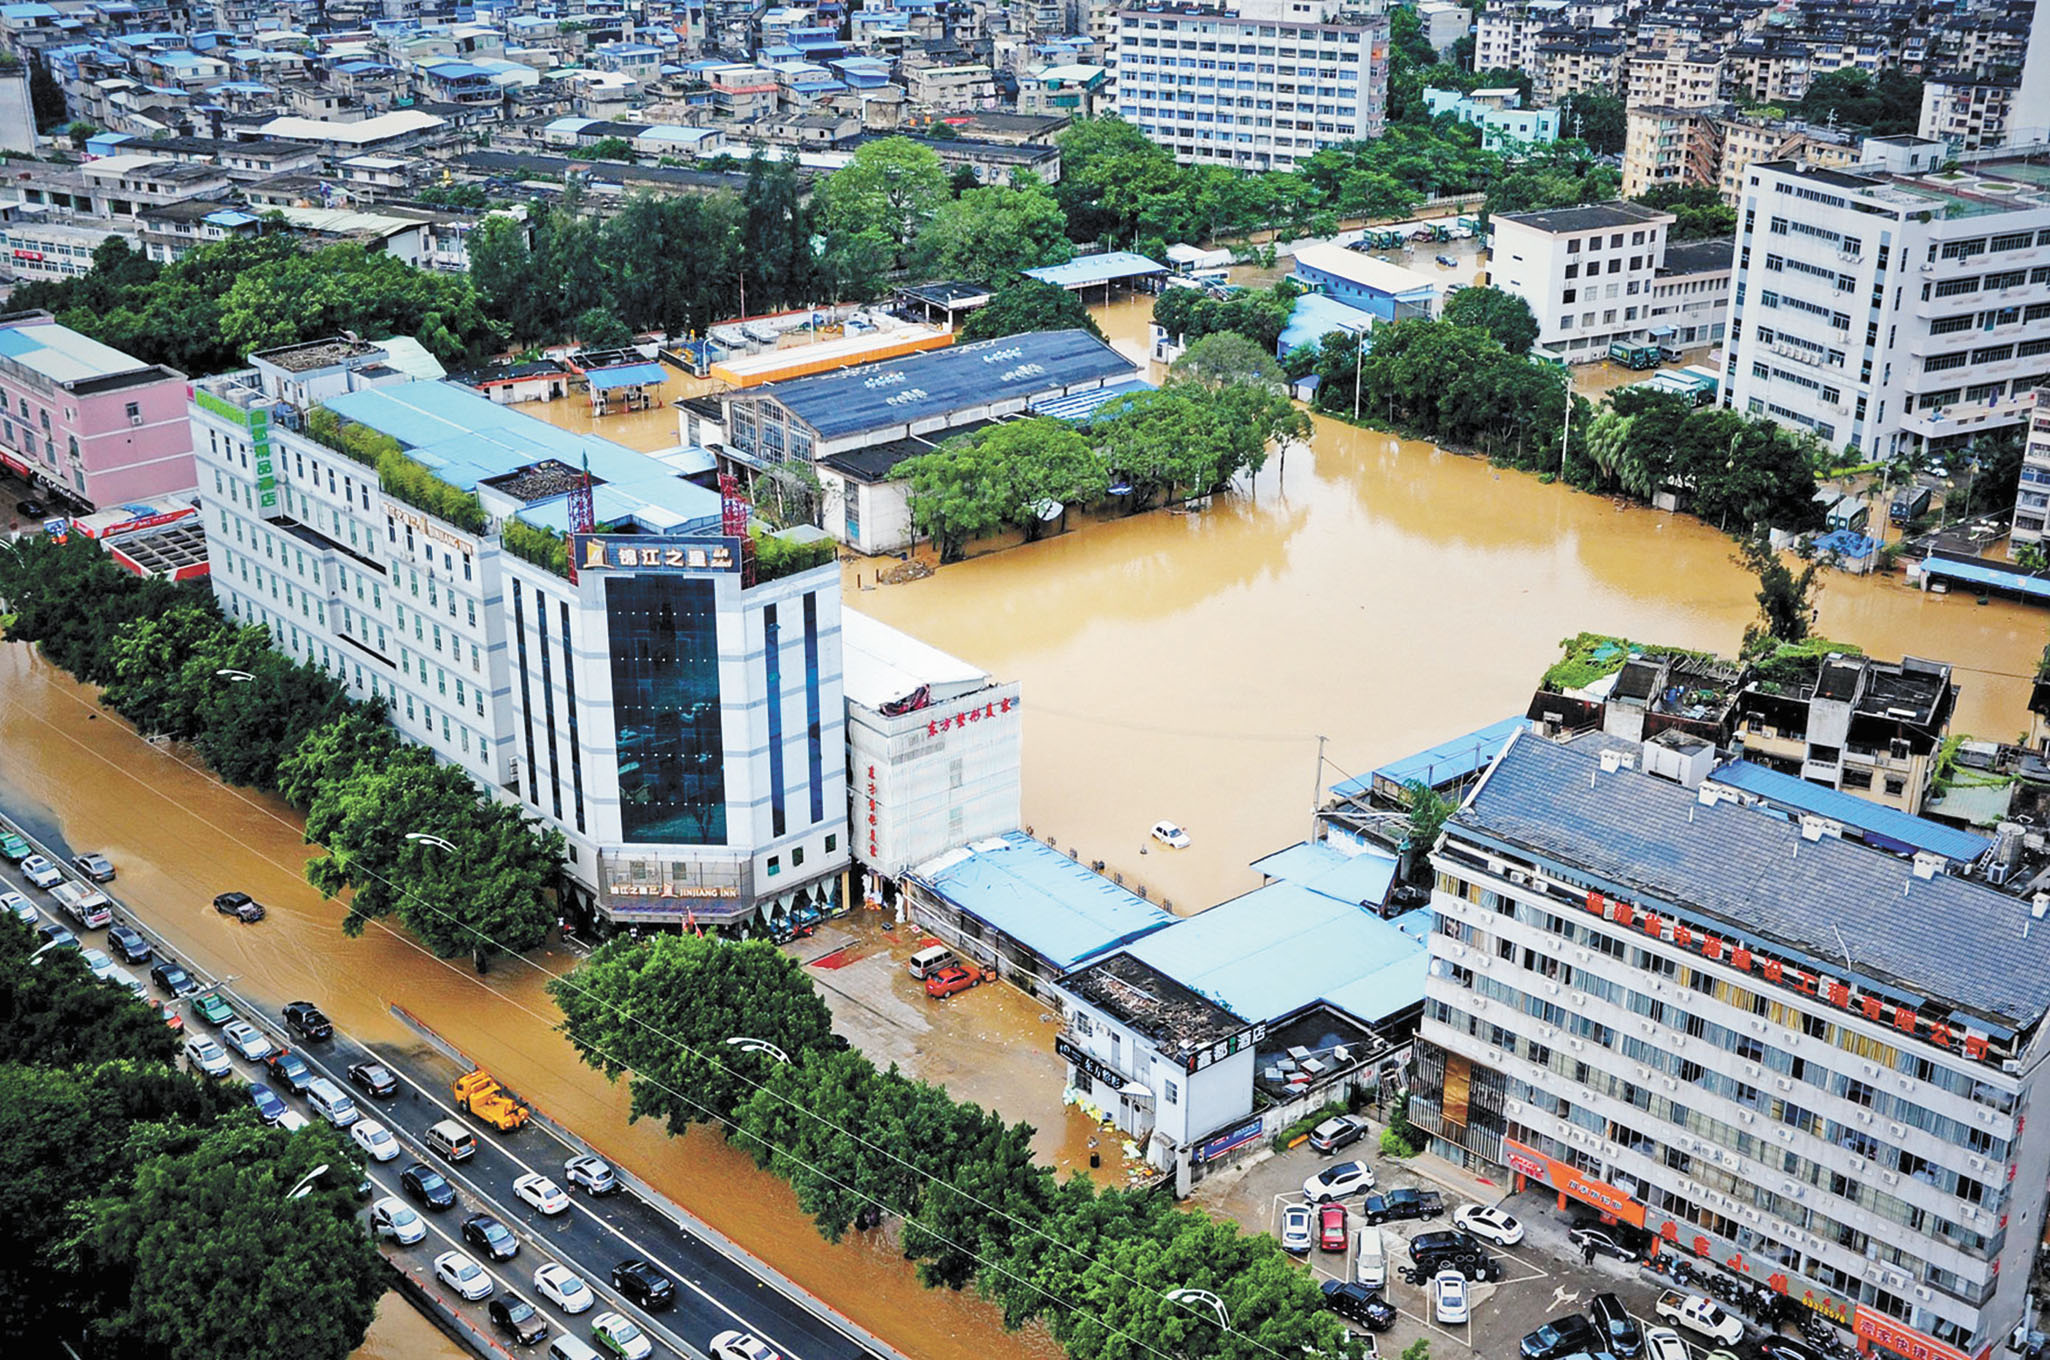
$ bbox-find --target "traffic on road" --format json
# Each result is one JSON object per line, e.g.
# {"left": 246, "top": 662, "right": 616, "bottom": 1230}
{"left": 0, "top": 812, "right": 882, "bottom": 1360}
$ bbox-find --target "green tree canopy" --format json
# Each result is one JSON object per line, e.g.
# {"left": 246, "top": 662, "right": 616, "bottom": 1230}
{"left": 1559, "top": 92, "right": 1627, "bottom": 155}
{"left": 1168, "top": 331, "right": 1287, "bottom": 389}
{"left": 915, "top": 185, "right": 1074, "bottom": 283}
{"left": 816, "top": 137, "right": 949, "bottom": 248}
{"left": 1633, "top": 183, "right": 1737, "bottom": 241}
{"left": 1736, "top": 528, "right": 1823, "bottom": 652}
{"left": 1439, "top": 286, "right": 1540, "bottom": 355}
{"left": 1797, "top": 68, "right": 1923, "bottom": 136}
{"left": 574, "top": 306, "right": 634, "bottom": 348}
{"left": 956, "top": 278, "right": 1106, "bottom": 343}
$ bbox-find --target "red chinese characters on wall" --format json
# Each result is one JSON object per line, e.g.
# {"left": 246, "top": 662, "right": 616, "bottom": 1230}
{"left": 925, "top": 696, "right": 1018, "bottom": 736}
{"left": 865, "top": 764, "right": 879, "bottom": 859}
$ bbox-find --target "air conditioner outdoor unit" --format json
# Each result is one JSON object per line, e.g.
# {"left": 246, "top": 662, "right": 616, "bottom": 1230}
{"left": 1775, "top": 1076, "right": 1793, "bottom": 1091}
{"left": 1884, "top": 1171, "right": 1899, "bottom": 1185}
{"left": 1858, "top": 1110, "right": 1874, "bottom": 1125}
{"left": 1914, "top": 1287, "right": 1934, "bottom": 1301}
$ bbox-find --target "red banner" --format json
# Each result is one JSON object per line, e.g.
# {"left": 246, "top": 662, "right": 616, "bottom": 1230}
{"left": 1502, "top": 1138, "right": 1645, "bottom": 1226}
{"left": 1853, "top": 1307, "right": 1971, "bottom": 1360}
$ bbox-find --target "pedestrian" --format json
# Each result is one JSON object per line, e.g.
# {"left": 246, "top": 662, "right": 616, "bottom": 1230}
{"left": 1583, "top": 1240, "right": 1596, "bottom": 1267}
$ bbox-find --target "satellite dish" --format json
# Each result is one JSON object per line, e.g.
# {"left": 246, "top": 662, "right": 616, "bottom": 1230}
{"left": 1034, "top": 499, "right": 1063, "bottom": 522}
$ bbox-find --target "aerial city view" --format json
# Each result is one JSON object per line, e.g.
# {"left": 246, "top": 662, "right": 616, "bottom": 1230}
{"left": 3, "top": 0, "right": 2050, "bottom": 1358}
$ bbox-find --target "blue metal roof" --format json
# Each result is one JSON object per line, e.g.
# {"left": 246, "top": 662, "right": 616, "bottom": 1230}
{"left": 1248, "top": 840, "right": 1398, "bottom": 908}
{"left": 1458, "top": 733, "right": 2049, "bottom": 1028}
{"left": 1029, "top": 377, "right": 1154, "bottom": 423}
{"left": 1706, "top": 759, "right": 1991, "bottom": 864}
{"left": 322, "top": 380, "right": 721, "bottom": 534}
{"left": 1279, "top": 293, "right": 1377, "bottom": 356}
{"left": 1920, "top": 555, "right": 2050, "bottom": 600}
{"left": 1123, "top": 872, "right": 1425, "bottom": 1028}
{"left": 1023, "top": 251, "right": 1167, "bottom": 290}
{"left": 1332, "top": 715, "right": 1527, "bottom": 799}
{"left": 752, "top": 330, "right": 1137, "bottom": 441}
{"left": 586, "top": 362, "right": 667, "bottom": 390}
{"left": 910, "top": 831, "right": 1172, "bottom": 970}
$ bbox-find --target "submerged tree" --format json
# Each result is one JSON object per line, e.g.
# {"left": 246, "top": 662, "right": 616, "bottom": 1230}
{"left": 1735, "top": 529, "right": 1822, "bottom": 653}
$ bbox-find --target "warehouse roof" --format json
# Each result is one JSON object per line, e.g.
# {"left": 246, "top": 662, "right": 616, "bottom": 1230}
{"left": 1330, "top": 715, "right": 1527, "bottom": 800}
{"left": 1123, "top": 855, "right": 1425, "bottom": 1029}
{"left": 1292, "top": 243, "right": 1441, "bottom": 298}
{"left": 0, "top": 317, "right": 168, "bottom": 388}
{"left": 1455, "top": 732, "right": 2050, "bottom": 1029}
{"left": 909, "top": 831, "right": 1172, "bottom": 971}
{"left": 1022, "top": 250, "right": 1167, "bottom": 290}
{"left": 842, "top": 607, "right": 994, "bottom": 711}
{"left": 750, "top": 329, "right": 1136, "bottom": 441}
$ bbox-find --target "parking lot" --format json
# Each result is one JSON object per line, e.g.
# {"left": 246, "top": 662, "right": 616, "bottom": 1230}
{"left": 1197, "top": 1117, "right": 1821, "bottom": 1360}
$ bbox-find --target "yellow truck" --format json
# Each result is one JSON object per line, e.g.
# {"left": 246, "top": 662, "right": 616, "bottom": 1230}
{"left": 452, "top": 1068, "right": 530, "bottom": 1132}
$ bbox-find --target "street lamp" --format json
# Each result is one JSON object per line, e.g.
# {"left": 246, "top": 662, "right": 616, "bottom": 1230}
{"left": 724, "top": 1036, "right": 790, "bottom": 1064}
{"left": 404, "top": 833, "right": 485, "bottom": 973}
{"left": 1165, "top": 1289, "right": 1231, "bottom": 1331}
{"left": 404, "top": 832, "right": 458, "bottom": 854}
{"left": 284, "top": 1164, "right": 330, "bottom": 1201}
{"left": 214, "top": 668, "right": 255, "bottom": 682}
{"left": 27, "top": 939, "right": 65, "bottom": 967}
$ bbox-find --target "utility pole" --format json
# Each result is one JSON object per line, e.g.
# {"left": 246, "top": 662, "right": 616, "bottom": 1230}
{"left": 1311, "top": 734, "right": 1328, "bottom": 839}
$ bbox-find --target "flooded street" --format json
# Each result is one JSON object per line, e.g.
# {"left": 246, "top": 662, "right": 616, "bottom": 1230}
{"left": 0, "top": 646, "right": 1058, "bottom": 1360}
{"left": 352, "top": 1294, "right": 470, "bottom": 1360}
{"left": 1, "top": 285, "right": 2041, "bottom": 1360}
{"left": 844, "top": 295, "right": 2047, "bottom": 915}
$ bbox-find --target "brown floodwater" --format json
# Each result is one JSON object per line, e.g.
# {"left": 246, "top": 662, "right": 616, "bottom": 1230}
{"left": 841, "top": 294, "right": 2047, "bottom": 917}
{"left": 352, "top": 1292, "right": 471, "bottom": 1360}
{"left": 0, "top": 646, "right": 1058, "bottom": 1360}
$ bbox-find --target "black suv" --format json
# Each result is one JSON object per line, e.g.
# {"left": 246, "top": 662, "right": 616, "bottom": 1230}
{"left": 213, "top": 891, "right": 265, "bottom": 923}
{"left": 1522, "top": 1315, "right": 1602, "bottom": 1360}
{"left": 263, "top": 1048, "right": 317, "bottom": 1098}
{"left": 283, "top": 1000, "right": 332, "bottom": 1041}
{"left": 1408, "top": 1229, "right": 1498, "bottom": 1280}
{"left": 611, "top": 1258, "right": 676, "bottom": 1310}
{"left": 1321, "top": 1280, "right": 1398, "bottom": 1331}
{"left": 1363, "top": 1187, "right": 1444, "bottom": 1224}
{"left": 488, "top": 1295, "right": 549, "bottom": 1347}
{"left": 1591, "top": 1292, "right": 1644, "bottom": 1360}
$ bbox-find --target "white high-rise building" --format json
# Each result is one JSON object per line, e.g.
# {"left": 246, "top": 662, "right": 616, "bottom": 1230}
{"left": 1112, "top": 0, "right": 1390, "bottom": 170}
{"left": 1489, "top": 201, "right": 1677, "bottom": 359}
{"left": 190, "top": 340, "right": 850, "bottom": 936}
{"left": 1725, "top": 138, "right": 2050, "bottom": 459}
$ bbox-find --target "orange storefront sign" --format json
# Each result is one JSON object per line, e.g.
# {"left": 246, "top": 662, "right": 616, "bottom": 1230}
{"left": 1853, "top": 1307, "right": 1971, "bottom": 1360}
{"left": 1502, "top": 1138, "right": 1646, "bottom": 1227}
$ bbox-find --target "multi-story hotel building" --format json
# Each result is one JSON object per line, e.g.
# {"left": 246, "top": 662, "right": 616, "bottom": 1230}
{"left": 2013, "top": 387, "right": 2050, "bottom": 557}
{"left": 190, "top": 338, "right": 849, "bottom": 934}
{"left": 1112, "top": 0, "right": 1390, "bottom": 170}
{"left": 1725, "top": 139, "right": 2050, "bottom": 458}
{"left": 1416, "top": 731, "right": 2050, "bottom": 1360}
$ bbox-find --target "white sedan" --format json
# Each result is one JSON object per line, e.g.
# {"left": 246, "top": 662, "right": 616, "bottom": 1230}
{"left": 513, "top": 1172, "right": 570, "bottom": 1216}
{"left": 533, "top": 1262, "right": 594, "bottom": 1315}
{"left": 21, "top": 855, "right": 62, "bottom": 888}
{"left": 710, "top": 1332, "right": 784, "bottom": 1360}
{"left": 220, "top": 1020, "right": 273, "bottom": 1062}
{"left": 183, "top": 1036, "right": 232, "bottom": 1079}
{"left": 350, "top": 1118, "right": 401, "bottom": 1163}
{"left": 1452, "top": 1203, "right": 1525, "bottom": 1246}
{"left": 1433, "top": 1270, "right": 1470, "bottom": 1325}
{"left": 1303, "top": 1160, "right": 1375, "bottom": 1203}
{"left": 592, "top": 1311, "right": 654, "bottom": 1360}
{"left": 1279, "top": 1202, "right": 1314, "bottom": 1253}
{"left": 2, "top": 890, "right": 33, "bottom": 924}
{"left": 371, "top": 1196, "right": 426, "bottom": 1245}
{"left": 434, "top": 1250, "right": 494, "bottom": 1301}
{"left": 1150, "top": 820, "right": 1192, "bottom": 848}
{"left": 80, "top": 947, "right": 114, "bottom": 981}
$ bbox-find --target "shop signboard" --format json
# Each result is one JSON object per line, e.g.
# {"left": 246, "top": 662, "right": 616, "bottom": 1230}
{"left": 1502, "top": 1137, "right": 1645, "bottom": 1226}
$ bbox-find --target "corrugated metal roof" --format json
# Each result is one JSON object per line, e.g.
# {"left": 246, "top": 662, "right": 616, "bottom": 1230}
{"left": 1028, "top": 377, "right": 1153, "bottom": 423}
{"left": 586, "top": 362, "right": 667, "bottom": 390}
{"left": 1022, "top": 251, "right": 1167, "bottom": 289}
{"left": 1706, "top": 760, "right": 1992, "bottom": 863}
{"left": 1124, "top": 874, "right": 1424, "bottom": 1028}
{"left": 1921, "top": 555, "right": 2050, "bottom": 600}
{"left": 0, "top": 321, "right": 153, "bottom": 386}
{"left": 1456, "top": 733, "right": 2050, "bottom": 1028}
{"left": 1332, "top": 715, "right": 1526, "bottom": 799}
{"left": 752, "top": 329, "right": 1137, "bottom": 441}
{"left": 909, "top": 831, "right": 1172, "bottom": 970}
{"left": 841, "top": 607, "right": 991, "bottom": 710}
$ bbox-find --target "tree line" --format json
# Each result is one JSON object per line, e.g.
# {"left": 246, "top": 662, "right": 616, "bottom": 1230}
{"left": 550, "top": 933, "right": 1363, "bottom": 1360}
{"left": 894, "top": 355, "right": 1310, "bottom": 562}
{"left": 0, "top": 537, "right": 563, "bottom": 962}
{"left": 0, "top": 912, "right": 383, "bottom": 1358}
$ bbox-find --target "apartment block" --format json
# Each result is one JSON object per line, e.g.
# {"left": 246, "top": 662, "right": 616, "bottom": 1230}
{"left": 1530, "top": 26, "right": 1626, "bottom": 103}
{"left": 1919, "top": 74, "right": 2019, "bottom": 153}
{"left": 1416, "top": 731, "right": 2050, "bottom": 1360}
{"left": 1113, "top": 0, "right": 1390, "bottom": 171}
{"left": 2012, "top": 387, "right": 2049, "bottom": 557}
{"left": 1490, "top": 200, "right": 1676, "bottom": 359}
{"left": 1627, "top": 45, "right": 1722, "bottom": 110}
{"left": 1622, "top": 104, "right": 1861, "bottom": 206}
{"left": 0, "top": 310, "right": 194, "bottom": 510}
{"left": 1725, "top": 140, "right": 2050, "bottom": 458}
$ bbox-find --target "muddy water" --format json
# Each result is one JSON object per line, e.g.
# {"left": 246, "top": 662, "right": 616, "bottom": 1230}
{"left": 843, "top": 294, "right": 2047, "bottom": 916}
{"left": 353, "top": 1293, "right": 471, "bottom": 1360}
{"left": 0, "top": 646, "right": 1056, "bottom": 1360}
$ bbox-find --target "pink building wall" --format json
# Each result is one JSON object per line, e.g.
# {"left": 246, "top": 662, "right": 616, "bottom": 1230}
{"left": 0, "top": 312, "right": 195, "bottom": 512}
